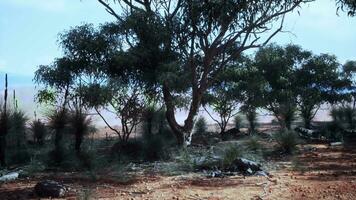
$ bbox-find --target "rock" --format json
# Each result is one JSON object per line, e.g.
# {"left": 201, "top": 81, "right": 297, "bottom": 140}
{"left": 34, "top": 180, "right": 67, "bottom": 198}
{"left": 0, "top": 171, "right": 21, "bottom": 182}
{"left": 208, "top": 170, "right": 223, "bottom": 178}
{"left": 295, "top": 127, "right": 320, "bottom": 139}
{"left": 330, "top": 142, "right": 343, "bottom": 146}
{"left": 230, "top": 158, "right": 262, "bottom": 173}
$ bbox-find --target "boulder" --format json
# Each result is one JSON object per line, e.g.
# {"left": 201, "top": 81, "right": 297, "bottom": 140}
{"left": 295, "top": 127, "right": 320, "bottom": 140}
{"left": 0, "top": 171, "right": 20, "bottom": 182}
{"left": 34, "top": 180, "right": 67, "bottom": 198}
{"left": 226, "top": 158, "right": 263, "bottom": 175}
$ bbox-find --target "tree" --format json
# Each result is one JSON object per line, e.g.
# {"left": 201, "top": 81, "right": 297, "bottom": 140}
{"left": 193, "top": 116, "right": 208, "bottom": 136}
{"left": 95, "top": 0, "right": 312, "bottom": 146}
{"left": 342, "top": 60, "right": 356, "bottom": 107}
{"left": 336, "top": 0, "right": 356, "bottom": 16}
{"left": 295, "top": 54, "right": 348, "bottom": 129}
{"left": 35, "top": 23, "right": 146, "bottom": 145}
{"left": 255, "top": 44, "right": 312, "bottom": 130}
{"left": 69, "top": 107, "right": 95, "bottom": 153}
{"left": 238, "top": 62, "right": 267, "bottom": 133}
{"left": 0, "top": 74, "right": 9, "bottom": 167}
{"left": 202, "top": 59, "right": 244, "bottom": 136}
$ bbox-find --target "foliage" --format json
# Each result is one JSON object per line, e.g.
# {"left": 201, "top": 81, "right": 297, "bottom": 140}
{"left": 8, "top": 109, "right": 28, "bottom": 148}
{"left": 255, "top": 44, "right": 311, "bottom": 130}
{"left": 221, "top": 145, "right": 242, "bottom": 168}
{"left": 336, "top": 0, "right": 356, "bottom": 16}
{"left": 193, "top": 116, "right": 208, "bottom": 136}
{"left": 295, "top": 54, "right": 348, "bottom": 129}
{"left": 46, "top": 108, "right": 69, "bottom": 164}
{"left": 30, "top": 119, "right": 47, "bottom": 146}
{"left": 244, "top": 108, "right": 258, "bottom": 134}
{"left": 273, "top": 130, "right": 299, "bottom": 154}
{"left": 330, "top": 105, "right": 356, "bottom": 130}
{"left": 36, "top": 0, "right": 310, "bottom": 146}
{"left": 7, "top": 148, "right": 31, "bottom": 165}
{"left": 202, "top": 59, "right": 246, "bottom": 134}
{"left": 69, "top": 108, "right": 95, "bottom": 153}
{"left": 245, "top": 136, "right": 261, "bottom": 152}
{"left": 234, "top": 115, "right": 242, "bottom": 130}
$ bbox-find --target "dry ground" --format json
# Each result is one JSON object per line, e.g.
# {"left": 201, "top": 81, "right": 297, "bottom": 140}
{"left": 1, "top": 143, "right": 356, "bottom": 200}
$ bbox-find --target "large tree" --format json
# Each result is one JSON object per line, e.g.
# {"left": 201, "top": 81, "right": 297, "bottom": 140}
{"left": 295, "top": 54, "right": 348, "bottom": 129}
{"left": 255, "top": 44, "right": 312, "bottom": 130}
{"left": 95, "top": 0, "right": 312, "bottom": 146}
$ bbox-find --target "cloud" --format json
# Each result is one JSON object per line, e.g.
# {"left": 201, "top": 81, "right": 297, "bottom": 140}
{"left": 2, "top": 0, "right": 67, "bottom": 12}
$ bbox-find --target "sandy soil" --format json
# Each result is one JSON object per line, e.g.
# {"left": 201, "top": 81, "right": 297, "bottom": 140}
{"left": 1, "top": 143, "right": 356, "bottom": 200}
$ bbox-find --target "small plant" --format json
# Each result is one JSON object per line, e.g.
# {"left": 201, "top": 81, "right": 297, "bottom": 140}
{"left": 245, "top": 109, "right": 258, "bottom": 134}
{"left": 245, "top": 135, "right": 261, "bottom": 152}
{"left": 221, "top": 145, "right": 241, "bottom": 168}
{"left": 30, "top": 119, "right": 47, "bottom": 146}
{"left": 47, "top": 108, "right": 69, "bottom": 164}
{"left": 8, "top": 109, "right": 28, "bottom": 148}
{"left": 273, "top": 130, "right": 299, "bottom": 154}
{"left": 69, "top": 109, "right": 95, "bottom": 153}
{"left": 194, "top": 116, "right": 208, "bottom": 135}
{"left": 234, "top": 115, "right": 242, "bottom": 130}
{"left": 78, "top": 188, "right": 96, "bottom": 200}
{"left": 142, "top": 135, "right": 167, "bottom": 161}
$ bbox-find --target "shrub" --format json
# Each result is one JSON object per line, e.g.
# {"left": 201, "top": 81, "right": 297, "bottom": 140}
{"left": 194, "top": 116, "right": 208, "bottom": 135}
{"left": 8, "top": 110, "right": 28, "bottom": 148}
{"left": 221, "top": 145, "right": 241, "bottom": 168}
{"left": 30, "top": 119, "right": 47, "bottom": 145}
{"left": 68, "top": 109, "right": 95, "bottom": 153}
{"left": 7, "top": 148, "right": 31, "bottom": 165}
{"left": 142, "top": 135, "right": 167, "bottom": 161}
{"left": 330, "top": 106, "right": 356, "bottom": 129}
{"left": 111, "top": 139, "right": 144, "bottom": 161}
{"left": 273, "top": 130, "right": 299, "bottom": 154}
{"left": 234, "top": 115, "right": 242, "bottom": 130}
{"left": 6, "top": 109, "right": 30, "bottom": 165}
{"left": 245, "top": 109, "right": 257, "bottom": 134}
{"left": 245, "top": 136, "right": 261, "bottom": 152}
{"left": 47, "top": 108, "right": 69, "bottom": 164}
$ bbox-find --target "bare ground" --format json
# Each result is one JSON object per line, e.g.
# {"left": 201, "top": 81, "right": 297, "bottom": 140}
{"left": 1, "top": 143, "right": 356, "bottom": 200}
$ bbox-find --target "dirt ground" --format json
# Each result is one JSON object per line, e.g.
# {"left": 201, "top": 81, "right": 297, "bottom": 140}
{"left": 1, "top": 143, "right": 356, "bottom": 200}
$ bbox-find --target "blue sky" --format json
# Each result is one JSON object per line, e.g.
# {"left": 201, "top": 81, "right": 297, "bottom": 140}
{"left": 0, "top": 0, "right": 355, "bottom": 123}
{"left": 0, "top": 0, "right": 355, "bottom": 85}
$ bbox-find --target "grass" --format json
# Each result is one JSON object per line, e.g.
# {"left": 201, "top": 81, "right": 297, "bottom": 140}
{"left": 273, "top": 130, "right": 300, "bottom": 154}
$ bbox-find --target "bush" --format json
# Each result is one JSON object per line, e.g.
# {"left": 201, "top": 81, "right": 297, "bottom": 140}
{"left": 273, "top": 130, "right": 299, "bottom": 154}
{"left": 245, "top": 136, "right": 261, "bottom": 152}
{"left": 245, "top": 109, "right": 257, "bottom": 133}
{"left": 68, "top": 109, "right": 95, "bottom": 153}
{"left": 46, "top": 108, "right": 69, "bottom": 164}
{"left": 234, "top": 115, "right": 242, "bottom": 130}
{"left": 111, "top": 139, "right": 144, "bottom": 161}
{"left": 30, "top": 119, "right": 47, "bottom": 145}
{"left": 221, "top": 145, "right": 241, "bottom": 168}
{"left": 7, "top": 148, "right": 31, "bottom": 165}
{"left": 330, "top": 106, "right": 356, "bottom": 129}
{"left": 142, "top": 135, "right": 168, "bottom": 161}
{"left": 194, "top": 116, "right": 208, "bottom": 135}
{"left": 8, "top": 110, "right": 28, "bottom": 148}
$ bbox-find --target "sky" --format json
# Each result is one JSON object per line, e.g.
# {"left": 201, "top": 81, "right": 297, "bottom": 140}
{"left": 0, "top": 0, "right": 355, "bottom": 124}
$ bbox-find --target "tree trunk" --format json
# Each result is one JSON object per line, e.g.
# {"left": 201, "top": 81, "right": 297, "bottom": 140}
{"left": 304, "top": 119, "right": 311, "bottom": 129}
{"left": 0, "top": 136, "right": 6, "bottom": 167}
{"left": 54, "top": 130, "right": 62, "bottom": 150}
{"left": 75, "top": 134, "right": 82, "bottom": 153}
{"left": 162, "top": 84, "right": 199, "bottom": 146}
